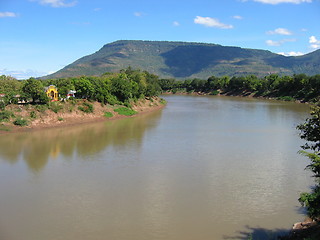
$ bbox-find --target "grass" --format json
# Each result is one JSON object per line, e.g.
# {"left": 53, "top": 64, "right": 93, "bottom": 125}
{"left": 78, "top": 102, "right": 94, "bottom": 113}
{"left": 48, "top": 102, "right": 63, "bottom": 113}
{"left": 0, "top": 110, "right": 15, "bottom": 122}
{"left": 0, "top": 124, "right": 11, "bottom": 132}
{"left": 114, "top": 107, "right": 137, "bottom": 116}
{"left": 13, "top": 117, "right": 28, "bottom": 126}
{"left": 104, "top": 112, "right": 113, "bottom": 118}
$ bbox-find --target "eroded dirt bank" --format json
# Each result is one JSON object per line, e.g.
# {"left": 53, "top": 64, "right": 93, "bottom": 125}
{"left": 0, "top": 97, "right": 166, "bottom": 134}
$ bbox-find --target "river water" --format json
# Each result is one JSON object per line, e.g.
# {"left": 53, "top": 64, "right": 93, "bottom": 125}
{"left": 0, "top": 95, "right": 313, "bottom": 240}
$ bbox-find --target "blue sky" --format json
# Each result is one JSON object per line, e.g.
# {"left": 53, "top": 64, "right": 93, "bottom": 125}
{"left": 1, "top": 0, "right": 320, "bottom": 79}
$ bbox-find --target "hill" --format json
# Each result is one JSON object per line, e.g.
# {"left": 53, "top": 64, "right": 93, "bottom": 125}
{"left": 42, "top": 40, "right": 320, "bottom": 79}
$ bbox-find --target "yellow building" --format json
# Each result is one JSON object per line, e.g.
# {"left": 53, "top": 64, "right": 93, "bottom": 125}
{"left": 45, "top": 85, "right": 59, "bottom": 101}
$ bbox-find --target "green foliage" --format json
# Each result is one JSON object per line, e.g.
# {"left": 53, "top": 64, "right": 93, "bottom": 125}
{"left": 30, "top": 111, "right": 37, "bottom": 119}
{"left": 42, "top": 40, "right": 320, "bottom": 80}
{"left": 277, "top": 96, "right": 295, "bottom": 101}
{"left": 48, "top": 102, "right": 63, "bottom": 113}
{"left": 73, "top": 77, "right": 95, "bottom": 99}
{"left": 58, "top": 117, "right": 64, "bottom": 121}
{"left": 210, "top": 90, "right": 220, "bottom": 95}
{"left": 158, "top": 73, "right": 320, "bottom": 103}
{"left": 0, "top": 101, "right": 5, "bottom": 111}
{"left": 22, "top": 78, "right": 49, "bottom": 103}
{"left": 13, "top": 117, "right": 28, "bottom": 126}
{"left": 114, "top": 107, "right": 137, "bottom": 116}
{"left": 35, "top": 104, "right": 48, "bottom": 113}
{"left": 0, "top": 110, "right": 14, "bottom": 122}
{"left": 0, "top": 75, "right": 22, "bottom": 95}
{"left": 78, "top": 102, "right": 94, "bottom": 113}
{"left": 297, "top": 106, "right": 320, "bottom": 220}
{"left": 159, "top": 98, "right": 167, "bottom": 105}
{"left": 0, "top": 124, "right": 10, "bottom": 132}
{"left": 104, "top": 112, "right": 113, "bottom": 118}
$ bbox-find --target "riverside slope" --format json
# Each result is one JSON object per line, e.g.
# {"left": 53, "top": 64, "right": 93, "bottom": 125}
{"left": 0, "top": 97, "right": 165, "bottom": 134}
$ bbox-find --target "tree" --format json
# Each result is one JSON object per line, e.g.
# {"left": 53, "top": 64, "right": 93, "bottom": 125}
{"left": 297, "top": 105, "right": 320, "bottom": 220}
{"left": 22, "top": 78, "right": 48, "bottom": 103}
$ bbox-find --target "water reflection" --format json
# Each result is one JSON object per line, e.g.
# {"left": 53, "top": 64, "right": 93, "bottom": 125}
{"left": 0, "top": 110, "right": 163, "bottom": 172}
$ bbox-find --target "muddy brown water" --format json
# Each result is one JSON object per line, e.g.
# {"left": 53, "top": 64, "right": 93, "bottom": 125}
{"left": 0, "top": 95, "right": 313, "bottom": 240}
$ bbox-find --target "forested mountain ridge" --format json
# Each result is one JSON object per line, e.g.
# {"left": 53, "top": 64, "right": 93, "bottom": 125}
{"left": 42, "top": 40, "right": 320, "bottom": 79}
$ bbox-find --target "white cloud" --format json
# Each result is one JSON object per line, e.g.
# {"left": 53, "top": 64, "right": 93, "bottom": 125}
{"left": 233, "top": 15, "right": 243, "bottom": 20}
{"left": 134, "top": 12, "right": 143, "bottom": 17}
{"left": 0, "top": 69, "right": 49, "bottom": 79}
{"left": 252, "top": 0, "right": 312, "bottom": 4}
{"left": 267, "top": 28, "right": 292, "bottom": 35}
{"left": 266, "top": 38, "right": 296, "bottom": 46}
{"left": 194, "top": 16, "right": 233, "bottom": 29}
{"left": 0, "top": 12, "right": 18, "bottom": 18}
{"left": 32, "top": 0, "right": 77, "bottom": 8}
{"left": 309, "top": 36, "right": 320, "bottom": 49}
{"left": 173, "top": 21, "right": 180, "bottom": 27}
{"left": 266, "top": 40, "right": 282, "bottom": 46}
{"left": 278, "top": 51, "right": 304, "bottom": 56}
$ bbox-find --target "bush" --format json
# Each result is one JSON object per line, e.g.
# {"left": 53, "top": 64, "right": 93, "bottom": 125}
{"left": 48, "top": 102, "right": 63, "bottom": 113}
{"left": 210, "top": 90, "right": 220, "bottom": 95}
{"left": 30, "top": 111, "right": 37, "bottom": 119}
{"left": 159, "top": 98, "right": 167, "bottom": 105}
{"left": 277, "top": 96, "right": 295, "bottom": 101}
{"left": 0, "top": 110, "right": 14, "bottom": 122}
{"left": 104, "top": 112, "right": 113, "bottom": 118}
{"left": 114, "top": 107, "right": 137, "bottom": 116}
{"left": 78, "top": 102, "right": 94, "bottom": 113}
{"left": 0, "top": 101, "right": 6, "bottom": 111}
{"left": 35, "top": 104, "right": 48, "bottom": 113}
{"left": 13, "top": 117, "right": 28, "bottom": 126}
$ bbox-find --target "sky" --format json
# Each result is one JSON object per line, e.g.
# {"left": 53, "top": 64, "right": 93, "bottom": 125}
{"left": 0, "top": 0, "right": 320, "bottom": 79}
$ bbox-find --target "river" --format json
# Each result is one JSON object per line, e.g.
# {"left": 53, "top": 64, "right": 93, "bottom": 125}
{"left": 0, "top": 95, "right": 313, "bottom": 240}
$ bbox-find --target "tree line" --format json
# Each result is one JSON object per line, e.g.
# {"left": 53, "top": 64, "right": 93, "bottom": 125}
{"left": 0, "top": 68, "right": 161, "bottom": 108}
{"left": 159, "top": 73, "right": 320, "bottom": 102}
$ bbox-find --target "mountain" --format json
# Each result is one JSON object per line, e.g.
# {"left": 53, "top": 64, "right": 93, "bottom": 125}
{"left": 43, "top": 40, "right": 320, "bottom": 79}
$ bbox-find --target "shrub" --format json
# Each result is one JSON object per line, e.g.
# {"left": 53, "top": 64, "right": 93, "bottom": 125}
{"left": 277, "top": 96, "right": 295, "bottom": 101}
{"left": 48, "top": 102, "right": 63, "bottom": 113}
{"left": 35, "top": 104, "right": 48, "bottom": 113}
{"left": 210, "top": 90, "right": 220, "bottom": 95}
{"left": 13, "top": 117, "right": 28, "bottom": 126}
{"left": 159, "top": 98, "right": 167, "bottom": 105}
{"left": 78, "top": 102, "right": 94, "bottom": 113}
{"left": 0, "top": 101, "right": 6, "bottom": 111}
{"left": 104, "top": 112, "right": 113, "bottom": 118}
{"left": 114, "top": 107, "right": 137, "bottom": 116}
{"left": 0, "top": 110, "right": 14, "bottom": 122}
{"left": 30, "top": 111, "right": 37, "bottom": 119}
{"left": 58, "top": 117, "right": 64, "bottom": 121}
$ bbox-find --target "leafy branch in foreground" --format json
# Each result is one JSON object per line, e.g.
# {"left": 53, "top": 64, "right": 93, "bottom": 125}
{"left": 297, "top": 105, "right": 320, "bottom": 220}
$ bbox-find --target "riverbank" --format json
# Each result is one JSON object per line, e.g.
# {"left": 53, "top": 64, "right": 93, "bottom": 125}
{"left": 162, "top": 89, "right": 310, "bottom": 104}
{"left": 0, "top": 97, "right": 166, "bottom": 134}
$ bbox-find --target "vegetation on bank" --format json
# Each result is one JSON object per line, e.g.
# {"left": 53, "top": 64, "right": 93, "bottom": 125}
{"left": 0, "top": 68, "right": 162, "bottom": 129}
{"left": 159, "top": 73, "right": 320, "bottom": 103}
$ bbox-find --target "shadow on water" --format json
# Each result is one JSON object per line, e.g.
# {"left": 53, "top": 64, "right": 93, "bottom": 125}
{"left": 223, "top": 225, "right": 290, "bottom": 240}
{"left": 0, "top": 110, "right": 163, "bottom": 172}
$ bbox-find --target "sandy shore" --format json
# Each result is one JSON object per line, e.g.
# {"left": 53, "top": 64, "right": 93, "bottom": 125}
{"left": 0, "top": 97, "right": 166, "bottom": 134}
